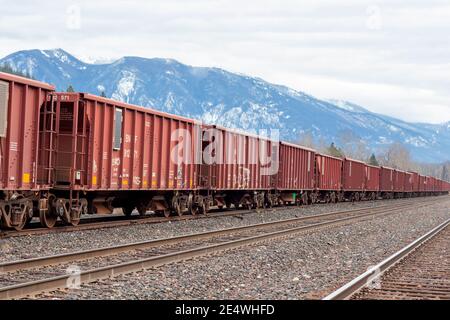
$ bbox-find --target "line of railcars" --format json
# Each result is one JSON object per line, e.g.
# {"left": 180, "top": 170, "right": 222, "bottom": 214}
{"left": 0, "top": 72, "right": 448, "bottom": 230}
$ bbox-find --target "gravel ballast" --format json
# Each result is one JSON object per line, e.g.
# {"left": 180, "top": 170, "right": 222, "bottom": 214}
{"left": 31, "top": 197, "right": 450, "bottom": 300}
{"left": 0, "top": 198, "right": 419, "bottom": 263}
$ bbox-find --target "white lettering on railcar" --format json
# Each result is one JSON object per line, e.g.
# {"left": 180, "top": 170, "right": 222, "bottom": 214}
{"left": 10, "top": 141, "right": 18, "bottom": 151}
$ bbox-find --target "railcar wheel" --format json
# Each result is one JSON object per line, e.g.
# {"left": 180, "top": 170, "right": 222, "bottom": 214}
{"left": 40, "top": 207, "right": 57, "bottom": 228}
{"left": 40, "top": 196, "right": 58, "bottom": 228}
{"left": 9, "top": 202, "right": 31, "bottom": 231}
{"left": 175, "top": 202, "right": 183, "bottom": 216}
{"left": 199, "top": 202, "right": 208, "bottom": 215}
{"left": 190, "top": 206, "right": 199, "bottom": 216}
{"left": 40, "top": 209, "right": 57, "bottom": 228}
{"left": 123, "top": 206, "right": 134, "bottom": 217}
{"left": 13, "top": 212, "right": 28, "bottom": 231}
{"left": 218, "top": 205, "right": 224, "bottom": 210}
{"left": 137, "top": 205, "right": 147, "bottom": 216}
{"left": 68, "top": 209, "right": 81, "bottom": 227}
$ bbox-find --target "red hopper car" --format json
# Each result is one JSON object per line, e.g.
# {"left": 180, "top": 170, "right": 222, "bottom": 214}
{"left": 0, "top": 72, "right": 55, "bottom": 230}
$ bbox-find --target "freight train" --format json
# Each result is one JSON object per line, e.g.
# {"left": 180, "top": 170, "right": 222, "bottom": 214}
{"left": 0, "top": 72, "right": 449, "bottom": 230}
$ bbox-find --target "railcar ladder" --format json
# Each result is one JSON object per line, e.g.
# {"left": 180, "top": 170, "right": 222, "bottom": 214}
{"left": 37, "top": 95, "right": 57, "bottom": 185}
{"left": 54, "top": 100, "right": 88, "bottom": 188}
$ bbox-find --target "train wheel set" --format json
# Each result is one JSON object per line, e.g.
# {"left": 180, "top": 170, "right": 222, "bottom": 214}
{"left": 0, "top": 71, "right": 449, "bottom": 231}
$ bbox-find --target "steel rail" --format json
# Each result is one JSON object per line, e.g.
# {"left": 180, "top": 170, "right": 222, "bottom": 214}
{"left": 0, "top": 198, "right": 440, "bottom": 273}
{"left": 323, "top": 217, "right": 450, "bottom": 300}
{"left": 0, "top": 198, "right": 445, "bottom": 299}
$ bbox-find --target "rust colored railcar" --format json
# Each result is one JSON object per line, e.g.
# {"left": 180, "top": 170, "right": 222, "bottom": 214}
{"left": 403, "top": 172, "right": 414, "bottom": 193}
{"left": 429, "top": 176, "right": 436, "bottom": 192}
{"left": 435, "top": 179, "right": 442, "bottom": 193}
{"left": 409, "top": 172, "right": 420, "bottom": 193}
{"left": 45, "top": 92, "right": 203, "bottom": 223}
{"left": 0, "top": 72, "right": 55, "bottom": 230}
{"left": 276, "top": 142, "right": 315, "bottom": 204}
{"left": 314, "top": 153, "right": 343, "bottom": 202}
{"left": 418, "top": 175, "right": 426, "bottom": 193}
{"left": 380, "top": 166, "right": 395, "bottom": 198}
{"left": 443, "top": 180, "right": 450, "bottom": 192}
{"left": 342, "top": 158, "right": 366, "bottom": 200}
{"left": 419, "top": 175, "right": 434, "bottom": 194}
{"left": 393, "top": 170, "right": 406, "bottom": 194}
{"left": 365, "top": 164, "right": 380, "bottom": 195}
{"left": 427, "top": 176, "right": 433, "bottom": 192}
{"left": 201, "top": 125, "right": 277, "bottom": 209}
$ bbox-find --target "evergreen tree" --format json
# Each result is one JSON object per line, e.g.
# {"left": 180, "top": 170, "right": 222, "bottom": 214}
{"left": 327, "top": 142, "right": 345, "bottom": 158}
{"left": 67, "top": 85, "right": 75, "bottom": 92}
{"left": 368, "top": 153, "right": 379, "bottom": 166}
{"left": 0, "top": 63, "right": 32, "bottom": 79}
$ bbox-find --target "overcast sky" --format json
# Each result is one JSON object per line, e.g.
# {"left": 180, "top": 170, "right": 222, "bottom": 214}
{"left": 1, "top": 0, "right": 450, "bottom": 124}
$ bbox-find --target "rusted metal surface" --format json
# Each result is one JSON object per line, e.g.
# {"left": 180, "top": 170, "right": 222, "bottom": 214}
{"left": 277, "top": 142, "right": 315, "bottom": 191}
{"left": 342, "top": 158, "right": 365, "bottom": 191}
{"left": 315, "top": 153, "right": 343, "bottom": 191}
{"left": 0, "top": 72, "right": 55, "bottom": 190}
{"left": 1, "top": 197, "right": 442, "bottom": 299}
{"left": 408, "top": 172, "right": 419, "bottom": 193}
{"left": 393, "top": 170, "right": 406, "bottom": 192}
{"left": 365, "top": 165, "right": 380, "bottom": 192}
{"left": 324, "top": 217, "right": 450, "bottom": 300}
{"left": 202, "top": 125, "right": 274, "bottom": 190}
{"left": 51, "top": 93, "right": 200, "bottom": 191}
{"left": 380, "top": 166, "right": 395, "bottom": 192}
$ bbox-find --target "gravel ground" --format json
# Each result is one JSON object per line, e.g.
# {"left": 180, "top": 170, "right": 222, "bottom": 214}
{"left": 33, "top": 197, "right": 450, "bottom": 300}
{"left": 0, "top": 198, "right": 420, "bottom": 263}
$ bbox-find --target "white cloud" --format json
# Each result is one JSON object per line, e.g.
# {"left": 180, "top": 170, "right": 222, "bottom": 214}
{"left": 0, "top": 0, "right": 449, "bottom": 123}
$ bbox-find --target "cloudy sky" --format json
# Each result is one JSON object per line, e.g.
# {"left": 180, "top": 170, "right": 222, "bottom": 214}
{"left": 1, "top": 0, "right": 450, "bottom": 124}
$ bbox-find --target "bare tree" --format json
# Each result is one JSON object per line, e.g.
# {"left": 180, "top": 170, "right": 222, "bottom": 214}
{"left": 442, "top": 163, "right": 449, "bottom": 181}
{"left": 379, "top": 142, "right": 412, "bottom": 170}
{"left": 297, "top": 131, "right": 315, "bottom": 149}
{"left": 337, "top": 129, "right": 369, "bottom": 161}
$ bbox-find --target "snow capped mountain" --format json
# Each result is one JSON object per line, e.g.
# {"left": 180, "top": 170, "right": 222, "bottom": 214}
{"left": 1, "top": 48, "right": 449, "bottom": 163}
{"left": 327, "top": 99, "right": 368, "bottom": 113}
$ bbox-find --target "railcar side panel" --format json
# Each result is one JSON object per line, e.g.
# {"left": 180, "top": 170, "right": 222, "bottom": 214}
{"left": 380, "top": 167, "right": 395, "bottom": 192}
{"left": 278, "top": 142, "right": 315, "bottom": 191}
{"left": 315, "top": 153, "right": 343, "bottom": 191}
{"left": 394, "top": 170, "right": 406, "bottom": 192}
{"left": 342, "top": 158, "right": 365, "bottom": 191}
{"left": 57, "top": 93, "right": 199, "bottom": 191}
{"left": 204, "top": 126, "right": 273, "bottom": 190}
{"left": 404, "top": 172, "right": 414, "bottom": 192}
{"left": 0, "top": 72, "right": 54, "bottom": 190}
{"left": 365, "top": 165, "right": 380, "bottom": 192}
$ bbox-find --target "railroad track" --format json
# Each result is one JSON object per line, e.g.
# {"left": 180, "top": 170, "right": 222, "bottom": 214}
{"left": 0, "top": 196, "right": 447, "bottom": 299}
{"left": 324, "top": 217, "right": 450, "bottom": 300}
{"left": 1, "top": 196, "right": 445, "bottom": 240}
{"left": 0, "top": 206, "right": 283, "bottom": 239}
